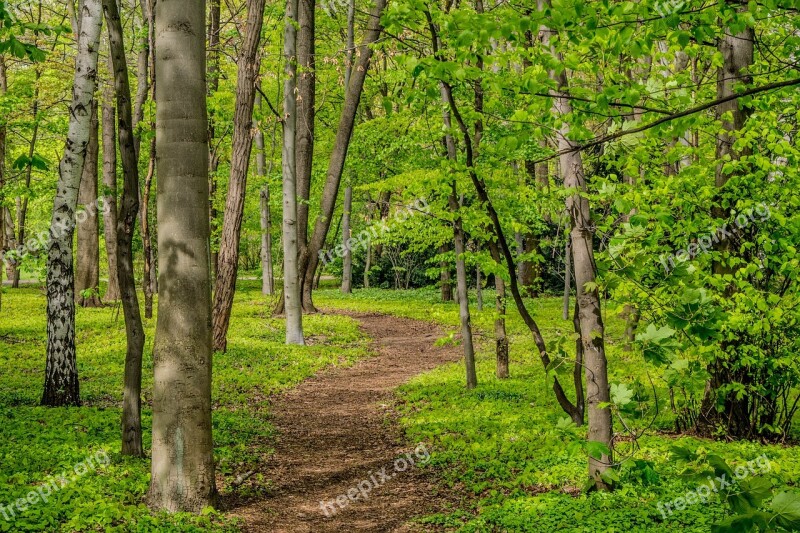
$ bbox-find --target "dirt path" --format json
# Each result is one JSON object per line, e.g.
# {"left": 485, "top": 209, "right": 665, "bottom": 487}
{"left": 233, "top": 312, "right": 464, "bottom": 532}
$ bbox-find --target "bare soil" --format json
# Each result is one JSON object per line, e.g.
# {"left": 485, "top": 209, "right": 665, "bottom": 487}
{"left": 231, "top": 312, "right": 465, "bottom": 532}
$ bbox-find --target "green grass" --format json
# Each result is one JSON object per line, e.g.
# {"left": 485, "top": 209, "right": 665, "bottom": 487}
{"left": 315, "top": 287, "right": 800, "bottom": 532}
{"left": 0, "top": 280, "right": 370, "bottom": 532}
{"left": 3, "top": 282, "right": 799, "bottom": 531}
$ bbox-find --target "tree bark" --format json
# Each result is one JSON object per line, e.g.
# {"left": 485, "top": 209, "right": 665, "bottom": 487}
{"left": 699, "top": 17, "right": 755, "bottom": 437}
{"left": 0, "top": 57, "right": 6, "bottom": 310}
{"left": 256, "top": 94, "right": 275, "bottom": 296}
{"left": 488, "top": 241, "right": 509, "bottom": 379}
{"left": 103, "top": 0, "right": 146, "bottom": 457}
{"left": 149, "top": 0, "right": 217, "bottom": 512}
{"left": 42, "top": 0, "right": 104, "bottom": 407}
{"left": 211, "top": 0, "right": 266, "bottom": 352}
{"left": 101, "top": 96, "right": 121, "bottom": 301}
{"left": 75, "top": 103, "right": 102, "bottom": 307}
{"left": 541, "top": 5, "right": 613, "bottom": 488}
{"left": 281, "top": 0, "right": 305, "bottom": 345}
{"left": 295, "top": 0, "right": 315, "bottom": 254}
{"left": 299, "top": 0, "right": 387, "bottom": 311}
{"left": 207, "top": 0, "right": 221, "bottom": 278}
{"left": 341, "top": 185, "right": 353, "bottom": 293}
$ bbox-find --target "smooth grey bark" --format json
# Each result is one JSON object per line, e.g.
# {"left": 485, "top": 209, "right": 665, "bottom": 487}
{"left": 211, "top": 0, "right": 266, "bottom": 352}
{"left": 75, "top": 103, "right": 102, "bottom": 307}
{"left": 299, "top": 0, "right": 387, "bottom": 311}
{"left": 101, "top": 95, "right": 121, "bottom": 301}
{"left": 281, "top": 0, "right": 305, "bottom": 345}
{"left": 103, "top": 0, "right": 146, "bottom": 457}
{"left": 541, "top": 4, "right": 612, "bottom": 488}
{"left": 341, "top": 185, "right": 353, "bottom": 293}
{"left": 562, "top": 238, "right": 571, "bottom": 320}
{"left": 42, "top": 0, "right": 103, "bottom": 407}
{"left": 438, "top": 80, "right": 477, "bottom": 390}
{"left": 256, "top": 94, "right": 276, "bottom": 296}
{"left": 141, "top": 0, "right": 156, "bottom": 318}
{"left": 149, "top": 0, "right": 217, "bottom": 512}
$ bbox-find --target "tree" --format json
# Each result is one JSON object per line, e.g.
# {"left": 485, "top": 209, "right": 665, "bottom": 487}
{"left": 101, "top": 92, "right": 120, "bottom": 302}
{"left": 75, "top": 102, "right": 101, "bottom": 307}
{"left": 41, "top": 0, "right": 103, "bottom": 408}
{"left": 211, "top": 0, "right": 267, "bottom": 352}
{"left": 102, "top": 0, "right": 146, "bottom": 457}
{"left": 281, "top": 0, "right": 305, "bottom": 345}
{"left": 149, "top": 0, "right": 216, "bottom": 511}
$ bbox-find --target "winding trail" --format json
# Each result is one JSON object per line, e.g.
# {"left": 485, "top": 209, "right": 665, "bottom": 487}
{"left": 233, "top": 312, "right": 464, "bottom": 532}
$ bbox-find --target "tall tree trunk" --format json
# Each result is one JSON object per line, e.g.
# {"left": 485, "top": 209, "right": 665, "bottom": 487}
{"left": 141, "top": 2, "right": 156, "bottom": 318}
{"left": 341, "top": 185, "right": 353, "bottom": 293}
{"left": 101, "top": 96, "right": 121, "bottom": 301}
{"left": 437, "top": 76, "right": 477, "bottom": 389}
{"left": 281, "top": 0, "right": 305, "bottom": 345}
{"left": 207, "top": 0, "right": 220, "bottom": 278}
{"left": 103, "top": 0, "right": 146, "bottom": 457}
{"left": 211, "top": 0, "right": 266, "bottom": 353}
{"left": 0, "top": 57, "right": 6, "bottom": 310}
{"left": 256, "top": 94, "right": 275, "bottom": 296}
{"left": 295, "top": 0, "right": 315, "bottom": 256}
{"left": 299, "top": 0, "right": 387, "bottom": 311}
{"left": 541, "top": 4, "right": 612, "bottom": 488}
{"left": 42, "top": 0, "right": 104, "bottom": 407}
{"left": 699, "top": 17, "right": 755, "bottom": 437}
{"left": 149, "top": 0, "right": 217, "bottom": 511}
{"left": 75, "top": 103, "right": 102, "bottom": 307}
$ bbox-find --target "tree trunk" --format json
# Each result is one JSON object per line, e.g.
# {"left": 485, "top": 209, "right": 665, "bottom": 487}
{"left": 256, "top": 94, "right": 276, "bottom": 296}
{"left": 341, "top": 185, "right": 353, "bottom": 293}
{"left": 488, "top": 241, "right": 509, "bottom": 379}
{"left": 562, "top": 238, "right": 571, "bottom": 320}
{"left": 211, "top": 0, "right": 266, "bottom": 352}
{"left": 141, "top": 5, "right": 156, "bottom": 318}
{"left": 101, "top": 97, "right": 121, "bottom": 301}
{"left": 207, "top": 0, "right": 221, "bottom": 278}
{"left": 0, "top": 58, "right": 6, "bottom": 310}
{"left": 103, "top": 0, "right": 146, "bottom": 457}
{"left": 438, "top": 78, "right": 477, "bottom": 390}
{"left": 42, "top": 0, "right": 104, "bottom": 407}
{"left": 299, "top": 0, "right": 387, "bottom": 311}
{"left": 75, "top": 103, "right": 102, "bottom": 307}
{"left": 149, "top": 0, "right": 217, "bottom": 511}
{"left": 295, "top": 0, "right": 315, "bottom": 255}
{"left": 542, "top": 5, "right": 613, "bottom": 487}
{"left": 699, "top": 17, "right": 755, "bottom": 437}
{"left": 142, "top": 139, "right": 155, "bottom": 319}
{"left": 281, "top": 0, "right": 305, "bottom": 345}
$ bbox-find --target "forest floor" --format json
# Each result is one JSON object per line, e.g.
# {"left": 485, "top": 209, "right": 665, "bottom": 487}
{"left": 232, "top": 312, "right": 466, "bottom": 532}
